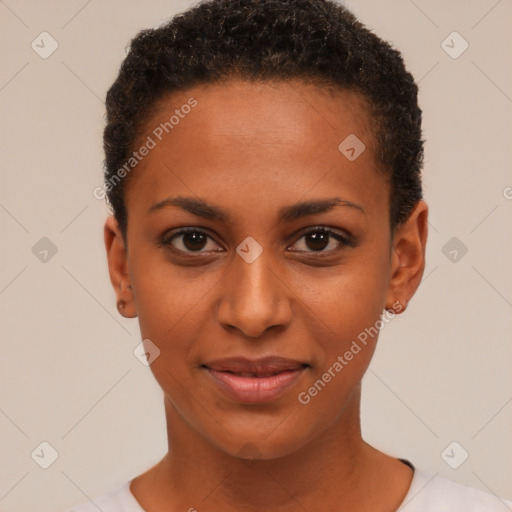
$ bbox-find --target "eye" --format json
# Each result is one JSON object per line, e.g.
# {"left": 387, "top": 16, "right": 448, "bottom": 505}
{"left": 159, "top": 226, "right": 354, "bottom": 257}
{"left": 288, "top": 226, "right": 353, "bottom": 254}
{"left": 160, "top": 228, "right": 223, "bottom": 254}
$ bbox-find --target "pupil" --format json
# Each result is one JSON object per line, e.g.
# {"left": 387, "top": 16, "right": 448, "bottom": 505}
{"left": 307, "top": 231, "right": 329, "bottom": 251}
{"left": 184, "top": 231, "right": 207, "bottom": 251}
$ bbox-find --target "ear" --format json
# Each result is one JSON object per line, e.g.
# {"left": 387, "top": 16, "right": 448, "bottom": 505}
{"left": 385, "top": 200, "right": 428, "bottom": 314}
{"left": 104, "top": 216, "right": 137, "bottom": 318}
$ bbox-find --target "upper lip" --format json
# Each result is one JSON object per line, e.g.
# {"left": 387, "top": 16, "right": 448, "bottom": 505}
{"left": 202, "top": 356, "right": 308, "bottom": 374}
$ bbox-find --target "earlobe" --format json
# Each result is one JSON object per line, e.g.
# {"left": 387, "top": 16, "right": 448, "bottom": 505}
{"left": 385, "top": 200, "right": 428, "bottom": 313}
{"left": 104, "top": 216, "right": 137, "bottom": 318}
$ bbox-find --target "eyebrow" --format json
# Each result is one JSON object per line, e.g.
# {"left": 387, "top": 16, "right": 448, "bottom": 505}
{"left": 147, "top": 195, "right": 365, "bottom": 223}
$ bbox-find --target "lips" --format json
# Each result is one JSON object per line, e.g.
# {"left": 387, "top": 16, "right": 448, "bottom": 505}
{"left": 204, "top": 356, "right": 306, "bottom": 374}
{"left": 202, "top": 356, "right": 309, "bottom": 403}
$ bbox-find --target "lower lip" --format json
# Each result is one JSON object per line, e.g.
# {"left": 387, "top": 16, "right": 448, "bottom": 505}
{"left": 204, "top": 367, "right": 307, "bottom": 403}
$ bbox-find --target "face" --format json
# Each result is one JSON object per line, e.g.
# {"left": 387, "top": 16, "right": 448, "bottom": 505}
{"left": 105, "top": 80, "right": 427, "bottom": 461}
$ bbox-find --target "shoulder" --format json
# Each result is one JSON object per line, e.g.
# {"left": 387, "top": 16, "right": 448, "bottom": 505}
{"left": 399, "top": 469, "right": 512, "bottom": 511}
{"left": 62, "top": 480, "right": 144, "bottom": 512}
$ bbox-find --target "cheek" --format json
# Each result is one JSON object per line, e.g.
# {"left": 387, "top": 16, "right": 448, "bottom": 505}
{"left": 294, "top": 253, "right": 390, "bottom": 337}
{"left": 300, "top": 247, "right": 391, "bottom": 383}
{"left": 129, "top": 246, "right": 219, "bottom": 342}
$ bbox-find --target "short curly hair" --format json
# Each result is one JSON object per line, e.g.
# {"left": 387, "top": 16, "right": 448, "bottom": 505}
{"left": 103, "top": 0, "right": 423, "bottom": 239}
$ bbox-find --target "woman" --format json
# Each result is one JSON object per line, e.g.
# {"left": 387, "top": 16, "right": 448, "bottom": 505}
{"left": 66, "top": 0, "right": 512, "bottom": 510}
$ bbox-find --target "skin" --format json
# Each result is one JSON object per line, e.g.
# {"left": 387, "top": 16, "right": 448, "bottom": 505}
{"left": 105, "top": 79, "right": 428, "bottom": 512}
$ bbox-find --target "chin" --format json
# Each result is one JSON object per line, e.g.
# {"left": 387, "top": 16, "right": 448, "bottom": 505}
{"left": 200, "top": 415, "right": 322, "bottom": 462}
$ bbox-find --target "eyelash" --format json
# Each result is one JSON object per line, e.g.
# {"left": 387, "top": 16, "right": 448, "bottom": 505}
{"left": 159, "top": 226, "right": 354, "bottom": 257}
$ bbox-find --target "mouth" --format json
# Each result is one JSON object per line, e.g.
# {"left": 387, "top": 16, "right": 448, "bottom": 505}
{"left": 201, "top": 356, "right": 310, "bottom": 403}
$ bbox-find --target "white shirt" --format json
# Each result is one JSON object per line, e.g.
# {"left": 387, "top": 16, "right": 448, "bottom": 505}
{"left": 64, "top": 468, "right": 512, "bottom": 511}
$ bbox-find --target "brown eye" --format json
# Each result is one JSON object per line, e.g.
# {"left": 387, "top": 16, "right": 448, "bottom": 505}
{"left": 289, "top": 227, "right": 352, "bottom": 253}
{"left": 161, "top": 229, "right": 222, "bottom": 254}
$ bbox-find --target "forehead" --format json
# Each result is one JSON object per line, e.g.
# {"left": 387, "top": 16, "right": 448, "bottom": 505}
{"left": 126, "top": 79, "right": 386, "bottom": 225}
{"left": 140, "top": 79, "right": 375, "bottom": 154}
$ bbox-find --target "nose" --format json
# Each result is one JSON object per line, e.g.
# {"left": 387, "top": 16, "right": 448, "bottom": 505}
{"left": 216, "top": 248, "right": 293, "bottom": 339}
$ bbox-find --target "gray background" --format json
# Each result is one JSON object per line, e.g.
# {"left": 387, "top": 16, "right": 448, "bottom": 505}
{"left": 1, "top": 1, "right": 511, "bottom": 510}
